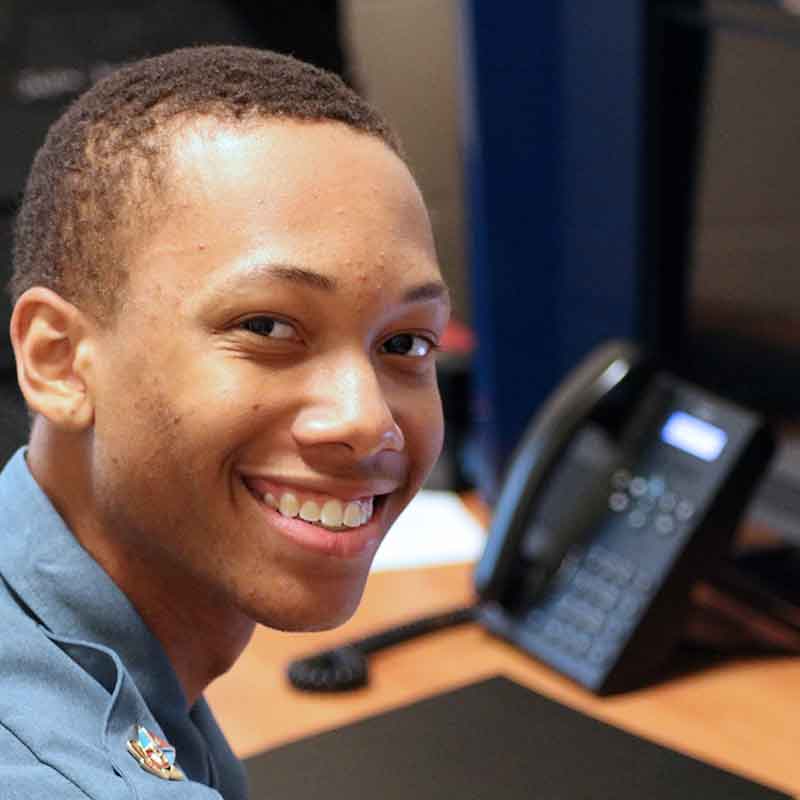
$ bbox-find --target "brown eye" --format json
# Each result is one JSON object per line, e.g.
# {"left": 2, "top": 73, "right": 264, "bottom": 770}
{"left": 381, "top": 333, "right": 433, "bottom": 358}
{"left": 241, "top": 316, "right": 296, "bottom": 339}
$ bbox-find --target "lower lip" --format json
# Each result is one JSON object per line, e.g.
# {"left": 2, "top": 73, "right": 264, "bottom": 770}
{"left": 245, "top": 482, "right": 386, "bottom": 559}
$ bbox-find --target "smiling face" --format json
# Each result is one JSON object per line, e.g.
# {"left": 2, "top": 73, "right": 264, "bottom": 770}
{"left": 82, "top": 118, "right": 448, "bottom": 631}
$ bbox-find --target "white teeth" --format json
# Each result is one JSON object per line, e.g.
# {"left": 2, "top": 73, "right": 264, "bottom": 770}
{"left": 278, "top": 492, "right": 299, "bottom": 518}
{"left": 299, "top": 500, "right": 321, "bottom": 522}
{"left": 343, "top": 502, "right": 363, "bottom": 528}
{"left": 264, "top": 489, "right": 374, "bottom": 531}
{"left": 320, "top": 499, "right": 344, "bottom": 527}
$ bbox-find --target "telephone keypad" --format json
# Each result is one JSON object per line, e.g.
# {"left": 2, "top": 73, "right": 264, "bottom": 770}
{"left": 606, "top": 472, "right": 694, "bottom": 541}
{"left": 521, "top": 533, "right": 670, "bottom": 672}
{"left": 586, "top": 584, "right": 619, "bottom": 612}
{"left": 555, "top": 596, "right": 606, "bottom": 633}
{"left": 515, "top": 467, "right": 715, "bottom": 682}
{"left": 583, "top": 546, "right": 635, "bottom": 585}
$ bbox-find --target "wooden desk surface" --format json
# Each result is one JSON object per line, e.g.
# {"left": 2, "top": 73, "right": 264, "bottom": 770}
{"left": 206, "top": 559, "right": 799, "bottom": 797}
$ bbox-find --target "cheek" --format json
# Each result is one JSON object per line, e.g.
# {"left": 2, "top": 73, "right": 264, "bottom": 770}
{"left": 400, "top": 385, "right": 445, "bottom": 479}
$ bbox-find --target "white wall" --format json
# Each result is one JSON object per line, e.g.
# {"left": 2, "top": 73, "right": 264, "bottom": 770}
{"left": 342, "top": 0, "right": 468, "bottom": 321}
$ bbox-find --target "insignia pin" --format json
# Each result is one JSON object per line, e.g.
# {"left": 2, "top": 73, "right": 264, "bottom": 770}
{"left": 127, "top": 724, "right": 186, "bottom": 781}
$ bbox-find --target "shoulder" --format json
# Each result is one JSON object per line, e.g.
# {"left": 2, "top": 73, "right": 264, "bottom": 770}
{"left": 0, "top": 588, "right": 225, "bottom": 799}
{"left": 0, "top": 588, "right": 130, "bottom": 797}
{"left": 0, "top": 720, "right": 97, "bottom": 799}
{"left": 0, "top": 720, "right": 224, "bottom": 799}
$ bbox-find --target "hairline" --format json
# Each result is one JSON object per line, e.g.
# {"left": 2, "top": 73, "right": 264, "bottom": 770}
{"left": 10, "top": 46, "right": 405, "bottom": 327}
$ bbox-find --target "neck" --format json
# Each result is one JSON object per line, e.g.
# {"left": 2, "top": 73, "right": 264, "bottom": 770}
{"left": 27, "top": 421, "right": 255, "bottom": 705}
{"left": 120, "top": 570, "right": 256, "bottom": 706}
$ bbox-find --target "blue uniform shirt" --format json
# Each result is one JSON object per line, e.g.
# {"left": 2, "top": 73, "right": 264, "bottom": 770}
{"left": 0, "top": 449, "right": 249, "bottom": 799}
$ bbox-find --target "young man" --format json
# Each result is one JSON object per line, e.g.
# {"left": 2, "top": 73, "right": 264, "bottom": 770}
{"left": 0, "top": 46, "right": 449, "bottom": 797}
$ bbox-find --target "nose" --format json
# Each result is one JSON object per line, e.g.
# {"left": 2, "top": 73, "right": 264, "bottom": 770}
{"left": 292, "top": 354, "right": 405, "bottom": 460}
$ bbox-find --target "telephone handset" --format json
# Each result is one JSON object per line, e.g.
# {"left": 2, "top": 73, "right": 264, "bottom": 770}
{"left": 475, "top": 340, "right": 774, "bottom": 693}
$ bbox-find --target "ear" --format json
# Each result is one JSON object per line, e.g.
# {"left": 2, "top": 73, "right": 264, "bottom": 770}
{"left": 10, "top": 287, "right": 96, "bottom": 431}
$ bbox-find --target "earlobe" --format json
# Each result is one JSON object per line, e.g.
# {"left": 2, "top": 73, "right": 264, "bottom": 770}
{"left": 10, "top": 287, "right": 96, "bottom": 431}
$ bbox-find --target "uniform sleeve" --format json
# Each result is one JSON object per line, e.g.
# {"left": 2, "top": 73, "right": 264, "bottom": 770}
{"left": 0, "top": 720, "right": 228, "bottom": 800}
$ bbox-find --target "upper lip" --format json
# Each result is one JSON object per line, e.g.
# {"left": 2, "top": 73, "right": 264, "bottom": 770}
{"left": 239, "top": 474, "right": 400, "bottom": 502}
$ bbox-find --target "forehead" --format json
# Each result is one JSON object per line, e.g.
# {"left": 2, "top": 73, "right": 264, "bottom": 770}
{"left": 125, "top": 116, "right": 441, "bottom": 302}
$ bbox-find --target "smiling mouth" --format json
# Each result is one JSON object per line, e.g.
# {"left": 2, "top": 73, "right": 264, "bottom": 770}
{"left": 243, "top": 479, "right": 387, "bottom": 533}
{"left": 265, "top": 491, "right": 375, "bottom": 531}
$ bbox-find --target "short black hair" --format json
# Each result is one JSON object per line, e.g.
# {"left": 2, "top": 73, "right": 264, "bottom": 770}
{"left": 10, "top": 45, "right": 402, "bottom": 321}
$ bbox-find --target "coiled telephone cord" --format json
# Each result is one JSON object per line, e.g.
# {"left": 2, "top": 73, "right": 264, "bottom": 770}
{"left": 287, "top": 604, "right": 478, "bottom": 692}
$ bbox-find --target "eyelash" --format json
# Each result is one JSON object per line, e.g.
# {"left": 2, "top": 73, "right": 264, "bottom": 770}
{"left": 238, "top": 316, "right": 298, "bottom": 340}
{"left": 380, "top": 333, "right": 439, "bottom": 359}
{"left": 237, "top": 317, "right": 439, "bottom": 359}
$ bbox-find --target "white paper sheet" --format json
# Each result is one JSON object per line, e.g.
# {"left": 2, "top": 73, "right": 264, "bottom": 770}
{"left": 370, "top": 490, "right": 487, "bottom": 572}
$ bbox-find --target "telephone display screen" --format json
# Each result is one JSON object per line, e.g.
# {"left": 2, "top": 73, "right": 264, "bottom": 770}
{"left": 660, "top": 411, "right": 727, "bottom": 461}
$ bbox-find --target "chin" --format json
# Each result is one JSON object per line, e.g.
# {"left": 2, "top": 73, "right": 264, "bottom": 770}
{"left": 259, "top": 603, "right": 361, "bottom": 634}
{"left": 242, "top": 576, "right": 368, "bottom": 633}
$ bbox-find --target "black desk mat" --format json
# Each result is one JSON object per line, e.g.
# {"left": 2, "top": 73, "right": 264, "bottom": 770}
{"left": 245, "top": 675, "right": 791, "bottom": 799}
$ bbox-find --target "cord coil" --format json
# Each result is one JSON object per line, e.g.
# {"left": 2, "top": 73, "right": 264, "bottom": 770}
{"left": 287, "top": 605, "right": 477, "bottom": 692}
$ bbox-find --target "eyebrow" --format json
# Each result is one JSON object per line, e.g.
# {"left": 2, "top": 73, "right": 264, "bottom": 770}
{"left": 265, "top": 264, "right": 338, "bottom": 292}
{"left": 401, "top": 280, "right": 450, "bottom": 304}
{"left": 226, "top": 262, "right": 450, "bottom": 305}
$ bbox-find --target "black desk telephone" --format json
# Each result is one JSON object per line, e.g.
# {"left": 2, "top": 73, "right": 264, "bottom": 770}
{"left": 474, "top": 339, "right": 773, "bottom": 693}
{"left": 288, "top": 340, "right": 774, "bottom": 695}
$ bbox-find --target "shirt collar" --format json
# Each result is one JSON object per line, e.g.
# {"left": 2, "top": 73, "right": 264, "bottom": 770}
{"left": 0, "top": 447, "right": 190, "bottom": 719}
{"left": 0, "top": 448, "right": 250, "bottom": 794}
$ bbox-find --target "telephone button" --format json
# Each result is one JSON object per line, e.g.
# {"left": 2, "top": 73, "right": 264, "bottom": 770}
{"left": 629, "top": 476, "right": 649, "bottom": 497}
{"left": 655, "top": 514, "right": 676, "bottom": 536}
{"left": 583, "top": 548, "right": 635, "bottom": 586}
{"left": 543, "top": 618, "right": 570, "bottom": 644}
{"left": 541, "top": 618, "right": 593, "bottom": 660}
{"left": 627, "top": 509, "right": 648, "bottom": 529}
{"left": 571, "top": 569, "right": 608, "bottom": 600}
{"left": 567, "top": 577, "right": 619, "bottom": 613}
{"left": 608, "top": 492, "right": 629, "bottom": 512}
{"left": 676, "top": 499, "right": 695, "bottom": 521}
{"left": 555, "top": 597, "right": 606, "bottom": 634}
{"left": 591, "top": 585, "right": 620, "bottom": 612}
{"left": 563, "top": 631, "right": 592, "bottom": 657}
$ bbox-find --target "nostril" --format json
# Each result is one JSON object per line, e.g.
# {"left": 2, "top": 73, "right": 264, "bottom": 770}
{"left": 380, "top": 422, "right": 405, "bottom": 453}
{"left": 292, "top": 412, "right": 403, "bottom": 460}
